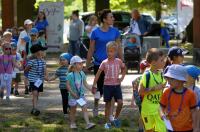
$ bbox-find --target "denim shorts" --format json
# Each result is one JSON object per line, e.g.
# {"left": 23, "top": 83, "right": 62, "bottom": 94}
{"left": 103, "top": 85, "right": 122, "bottom": 102}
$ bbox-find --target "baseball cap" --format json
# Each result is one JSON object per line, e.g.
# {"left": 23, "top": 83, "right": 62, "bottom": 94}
{"left": 10, "top": 42, "right": 17, "bottom": 48}
{"left": 30, "top": 44, "right": 48, "bottom": 54}
{"left": 70, "top": 56, "right": 85, "bottom": 65}
{"left": 22, "top": 36, "right": 30, "bottom": 43}
{"left": 3, "top": 31, "right": 12, "bottom": 37}
{"left": 185, "top": 65, "right": 200, "bottom": 80}
{"left": 24, "top": 19, "right": 33, "bottom": 25}
{"left": 164, "top": 64, "right": 187, "bottom": 81}
{"left": 60, "top": 53, "right": 73, "bottom": 62}
{"left": 168, "top": 46, "right": 187, "bottom": 59}
{"left": 140, "top": 60, "right": 150, "bottom": 70}
{"left": 30, "top": 28, "right": 38, "bottom": 35}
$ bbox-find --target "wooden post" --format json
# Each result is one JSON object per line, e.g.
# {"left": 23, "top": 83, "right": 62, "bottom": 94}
{"left": 83, "top": 0, "right": 87, "bottom": 12}
{"left": 95, "top": 0, "right": 110, "bottom": 15}
{"left": 2, "top": 0, "right": 14, "bottom": 31}
{"left": 193, "top": 0, "right": 200, "bottom": 65}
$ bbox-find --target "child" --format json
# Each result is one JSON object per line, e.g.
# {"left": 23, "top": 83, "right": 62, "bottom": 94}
{"left": 138, "top": 48, "right": 166, "bottom": 132}
{"left": 185, "top": 65, "right": 200, "bottom": 131}
{"left": 0, "top": 42, "right": 21, "bottom": 102}
{"left": 24, "top": 44, "right": 48, "bottom": 116}
{"left": 66, "top": 55, "right": 95, "bottom": 129}
{"left": 11, "top": 42, "right": 22, "bottom": 96}
{"left": 160, "top": 64, "right": 198, "bottom": 132}
{"left": 92, "top": 41, "right": 126, "bottom": 129}
{"left": 2, "top": 31, "right": 12, "bottom": 43}
{"left": 131, "top": 60, "right": 150, "bottom": 132}
{"left": 48, "top": 53, "right": 72, "bottom": 117}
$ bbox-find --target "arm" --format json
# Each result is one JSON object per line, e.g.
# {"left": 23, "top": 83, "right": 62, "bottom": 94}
{"left": 86, "top": 40, "right": 95, "bottom": 68}
{"left": 191, "top": 108, "right": 199, "bottom": 132}
{"left": 66, "top": 80, "right": 79, "bottom": 99}
{"left": 48, "top": 74, "right": 58, "bottom": 81}
{"left": 92, "top": 69, "right": 103, "bottom": 87}
{"left": 24, "top": 65, "right": 31, "bottom": 73}
{"left": 12, "top": 58, "right": 22, "bottom": 70}
{"left": 83, "top": 79, "right": 93, "bottom": 93}
{"left": 119, "top": 65, "right": 126, "bottom": 82}
{"left": 139, "top": 83, "right": 165, "bottom": 95}
{"left": 116, "top": 38, "right": 123, "bottom": 61}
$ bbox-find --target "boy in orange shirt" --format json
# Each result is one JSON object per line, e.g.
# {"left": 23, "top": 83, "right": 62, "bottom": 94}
{"left": 160, "top": 64, "right": 198, "bottom": 132}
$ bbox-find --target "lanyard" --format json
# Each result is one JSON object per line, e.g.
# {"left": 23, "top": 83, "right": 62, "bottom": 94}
{"left": 151, "top": 72, "right": 163, "bottom": 85}
{"left": 3, "top": 55, "right": 11, "bottom": 73}
{"left": 73, "top": 72, "right": 83, "bottom": 97}
{"left": 167, "top": 88, "right": 186, "bottom": 119}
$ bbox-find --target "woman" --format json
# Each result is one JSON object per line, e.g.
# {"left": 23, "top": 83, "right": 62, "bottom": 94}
{"left": 68, "top": 10, "right": 84, "bottom": 56}
{"left": 86, "top": 9, "right": 123, "bottom": 119}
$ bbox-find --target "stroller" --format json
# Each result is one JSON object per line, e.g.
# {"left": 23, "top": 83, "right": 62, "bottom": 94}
{"left": 123, "top": 34, "right": 141, "bottom": 73}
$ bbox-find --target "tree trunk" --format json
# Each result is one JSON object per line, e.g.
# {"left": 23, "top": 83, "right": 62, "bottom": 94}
{"left": 193, "top": 0, "right": 200, "bottom": 65}
{"left": 83, "top": 0, "right": 87, "bottom": 12}
{"left": 155, "top": 0, "right": 162, "bottom": 21}
{"left": 95, "top": 0, "right": 110, "bottom": 15}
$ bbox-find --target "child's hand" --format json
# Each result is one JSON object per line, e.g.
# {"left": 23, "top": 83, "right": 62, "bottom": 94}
{"left": 74, "top": 94, "right": 79, "bottom": 99}
{"left": 91, "top": 86, "right": 97, "bottom": 94}
{"left": 118, "top": 77, "right": 124, "bottom": 83}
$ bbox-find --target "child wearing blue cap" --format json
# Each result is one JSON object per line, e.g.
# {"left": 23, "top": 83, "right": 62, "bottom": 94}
{"left": 185, "top": 65, "right": 200, "bottom": 131}
{"left": 48, "top": 53, "right": 73, "bottom": 117}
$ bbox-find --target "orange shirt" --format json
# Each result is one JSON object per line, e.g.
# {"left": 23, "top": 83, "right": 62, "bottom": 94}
{"left": 160, "top": 87, "right": 197, "bottom": 131}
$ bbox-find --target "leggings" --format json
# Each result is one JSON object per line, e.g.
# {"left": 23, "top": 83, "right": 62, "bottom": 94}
{"left": 0, "top": 74, "right": 12, "bottom": 97}
{"left": 60, "top": 89, "right": 69, "bottom": 114}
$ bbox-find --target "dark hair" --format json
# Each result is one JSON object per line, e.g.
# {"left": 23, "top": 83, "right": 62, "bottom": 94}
{"left": 98, "top": 9, "right": 112, "bottom": 23}
{"left": 38, "top": 30, "right": 45, "bottom": 37}
{"left": 146, "top": 48, "right": 164, "bottom": 63}
{"left": 35, "top": 11, "right": 46, "bottom": 23}
{"left": 72, "top": 10, "right": 79, "bottom": 17}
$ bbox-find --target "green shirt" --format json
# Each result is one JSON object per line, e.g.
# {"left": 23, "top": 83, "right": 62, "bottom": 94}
{"left": 66, "top": 71, "right": 86, "bottom": 99}
{"left": 140, "top": 70, "right": 166, "bottom": 115}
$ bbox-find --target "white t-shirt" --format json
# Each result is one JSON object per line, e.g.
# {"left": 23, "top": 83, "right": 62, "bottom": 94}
{"left": 17, "top": 30, "right": 30, "bottom": 53}
{"left": 85, "top": 25, "right": 98, "bottom": 38}
{"left": 131, "top": 21, "right": 141, "bottom": 35}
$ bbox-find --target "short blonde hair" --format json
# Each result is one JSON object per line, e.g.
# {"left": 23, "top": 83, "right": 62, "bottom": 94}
{"left": 106, "top": 41, "right": 117, "bottom": 51}
{"left": 88, "top": 15, "right": 98, "bottom": 25}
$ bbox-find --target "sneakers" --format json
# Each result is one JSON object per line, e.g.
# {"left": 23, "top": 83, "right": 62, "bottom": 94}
{"left": 93, "top": 108, "right": 98, "bottom": 117}
{"left": 31, "top": 108, "right": 40, "bottom": 116}
{"left": 70, "top": 123, "right": 77, "bottom": 129}
{"left": 112, "top": 119, "right": 121, "bottom": 128}
{"left": 14, "top": 90, "right": 19, "bottom": 96}
{"left": 85, "top": 123, "right": 95, "bottom": 129}
{"left": 104, "top": 123, "right": 112, "bottom": 129}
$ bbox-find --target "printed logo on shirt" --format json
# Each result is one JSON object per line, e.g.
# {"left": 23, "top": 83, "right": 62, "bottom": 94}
{"left": 146, "top": 93, "right": 161, "bottom": 104}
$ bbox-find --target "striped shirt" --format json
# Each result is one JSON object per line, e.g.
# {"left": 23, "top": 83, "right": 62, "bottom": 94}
{"left": 56, "top": 66, "right": 68, "bottom": 89}
{"left": 27, "top": 59, "right": 46, "bottom": 82}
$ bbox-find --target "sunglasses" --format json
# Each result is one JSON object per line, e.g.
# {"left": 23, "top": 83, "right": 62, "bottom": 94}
{"left": 5, "top": 48, "right": 11, "bottom": 50}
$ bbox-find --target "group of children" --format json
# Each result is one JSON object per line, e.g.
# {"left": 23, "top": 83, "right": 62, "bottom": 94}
{"left": 0, "top": 25, "right": 200, "bottom": 131}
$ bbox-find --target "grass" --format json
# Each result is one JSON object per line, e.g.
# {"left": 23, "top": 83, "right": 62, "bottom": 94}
{"left": 0, "top": 111, "right": 139, "bottom": 132}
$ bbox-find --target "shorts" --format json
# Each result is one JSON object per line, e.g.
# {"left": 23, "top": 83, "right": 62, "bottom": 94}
{"left": 29, "top": 82, "right": 43, "bottom": 92}
{"left": 141, "top": 113, "right": 166, "bottom": 132}
{"left": 103, "top": 85, "right": 123, "bottom": 102}
{"left": 13, "top": 73, "right": 21, "bottom": 83}
{"left": 94, "top": 65, "right": 105, "bottom": 96}
{"left": 68, "top": 97, "right": 87, "bottom": 107}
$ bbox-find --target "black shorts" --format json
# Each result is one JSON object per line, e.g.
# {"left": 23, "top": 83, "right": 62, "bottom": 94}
{"left": 94, "top": 65, "right": 105, "bottom": 96}
{"left": 29, "top": 82, "right": 43, "bottom": 92}
{"left": 103, "top": 85, "right": 123, "bottom": 102}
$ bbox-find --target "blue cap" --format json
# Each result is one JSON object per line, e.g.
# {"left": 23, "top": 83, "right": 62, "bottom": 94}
{"left": 185, "top": 65, "right": 200, "bottom": 79}
{"left": 60, "top": 53, "right": 73, "bottom": 62}
{"left": 10, "top": 42, "right": 17, "bottom": 48}
{"left": 168, "top": 46, "right": 187, "bottom": 59}
{"left": 30, "top": 28, "right": 38, "bottom": 35}
{"left": 22, "top": 36, "right": 30, "bottom": 43}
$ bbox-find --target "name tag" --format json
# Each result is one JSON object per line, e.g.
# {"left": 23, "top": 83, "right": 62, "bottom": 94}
{"left": 34, "top": 79, "right": 42, "bottom": 88}
{"left": 94, "top": 91, "right": 101, "bottom": 99}
{"left": 4, "top": 74, "right": 9, "bottom": 81}
{"left": 76, "top": 98, "right": 86, "bottom": 106}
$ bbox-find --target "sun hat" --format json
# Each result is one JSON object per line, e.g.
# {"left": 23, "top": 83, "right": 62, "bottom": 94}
{"left": 22, "top": 36, "right": 30, "bottom": 43}
{"left": 30, "top": 28, "right": 38, "bottom": 35}
{"left": 168, "top": 46, "right": 187, "bottom": 59}
{"left": 10, "top": 42, "right": 17, "bottom": 48}
{"left": 164, "top": 64, "right": 187, "bottom": 81}
{"left": 60, "top": 53, "right": 73, "bottom": 62}
{"left": 30, "top": 44, "right": 48, "bottom": 54}
{"left": 70, "top": 56, "right": 85, "bottom": 65}
{"left": 185, "top": 65, "right": 200, "bottom": 80}
{"left": 24, "top": 19, "right": 33, "bottom": 25}
{"left": 140, "top": 60, "right": 150, "bottom": 70}
{"left": 3, "top": 31, "right": 12, "bottom": 37}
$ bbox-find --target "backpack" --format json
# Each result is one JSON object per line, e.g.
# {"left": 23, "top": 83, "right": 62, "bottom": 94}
{"left": 145, "top": 70, "right": 164, "bottom": 88}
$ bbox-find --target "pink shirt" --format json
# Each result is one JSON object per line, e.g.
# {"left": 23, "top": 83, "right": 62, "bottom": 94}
{"left": 0, "top": 55, "right": 14, "bottom": 74}
{"left": 99, "top": 58, "right": 125, "bottom": 85}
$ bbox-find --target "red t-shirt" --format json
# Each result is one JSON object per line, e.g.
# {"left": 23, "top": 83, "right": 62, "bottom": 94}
{"left": 160, "top": 87, "right": 197, "bottom": 131}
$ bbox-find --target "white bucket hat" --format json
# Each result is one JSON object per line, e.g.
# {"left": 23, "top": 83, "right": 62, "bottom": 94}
{"left": 70, "top": 56, "right": 85, "bottom": 65}
{"left": 164, "top": 64, "right": 187, "bottom": 81}
{"left": 24, "top": 19, "right": 33, "bottom": 25}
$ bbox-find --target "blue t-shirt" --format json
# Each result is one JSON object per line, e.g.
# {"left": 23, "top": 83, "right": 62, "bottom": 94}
{"left": 90, "top": 27, "right": 120, "bottom": 65}
{"left": 35, "top": 20, "right": 49, "bottom": 32}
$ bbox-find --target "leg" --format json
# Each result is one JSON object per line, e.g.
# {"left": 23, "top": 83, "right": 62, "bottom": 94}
{"left": 105, "top": 101, "right": 111, "bottom": 123}
{"left": 32, "top": 90, "right": 39, "bottom": 109}
{"left": 82, "top": 105, "right": 90, "bottom": 124}
{"left": 69, "top": 40, "right": 76, "bottom": 56}
{"left": 6, "top": 75, "right": 12, "bottom": 98}
{"left": 115, "top": 99, "right": 123, "bottom": 119}
{"left": 70, "top": 106, "right": 77, "bottom": 125}
{"left": 109, "top": 98, "right": 115, "bottom": 121}
{"left": 113, "top": 85, "right": 123, "bottom": 119}
{"left": 74, "top": 40, "right": 80, "bottom": 56}
{"left": 24, "top": 77, "right": 29, "bottom": 94}
{"left": 60, "top": 89, "right": 68, "bottom": 114}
